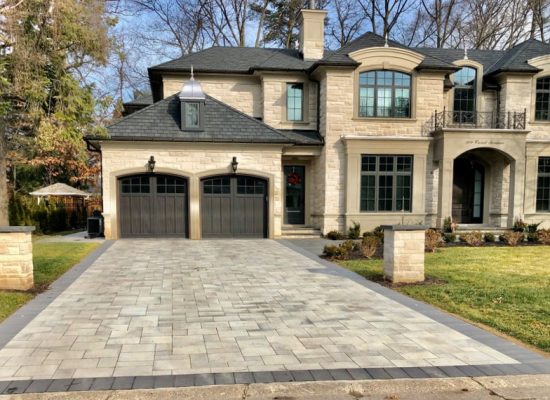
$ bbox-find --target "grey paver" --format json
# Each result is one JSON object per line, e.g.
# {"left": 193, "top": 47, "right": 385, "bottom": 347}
{"left": 0, "top": 239, "right": 529, "bottom": 382}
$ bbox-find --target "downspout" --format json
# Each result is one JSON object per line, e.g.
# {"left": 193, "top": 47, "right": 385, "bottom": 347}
{"left": 308, "top": 76, "right": 323, "bottom": 142}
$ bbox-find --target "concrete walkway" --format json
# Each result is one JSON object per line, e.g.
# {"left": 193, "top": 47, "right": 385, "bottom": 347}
{"left": 2, "top": 375, "right": 549, "bottom": 399}
{"left": 0, "top": 239, "right": 529, "bottom": 382}
{"left": 36, "top": 231, "right": 104, "bottom": 244}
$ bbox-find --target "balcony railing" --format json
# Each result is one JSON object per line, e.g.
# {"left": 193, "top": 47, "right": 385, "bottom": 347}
{"left": 433, "top": 108, "right": 527, "bottom": 130}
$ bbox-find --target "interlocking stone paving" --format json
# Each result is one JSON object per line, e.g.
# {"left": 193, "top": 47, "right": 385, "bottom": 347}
{"left": 0, "top": 239, "right": 517, "bottom": 380}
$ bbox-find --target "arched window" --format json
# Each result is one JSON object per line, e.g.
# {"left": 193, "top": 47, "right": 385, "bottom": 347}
{"left": 359, "top": 70, "right": 411, "bottom": 118}
{"left": 452, "top": 67, "right": 476, "bottom": 120}
{"left": 535, "top": 77, "right": 550, "bottom": 121}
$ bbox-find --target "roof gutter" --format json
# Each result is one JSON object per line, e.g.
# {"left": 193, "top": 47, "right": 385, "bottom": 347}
{"left": 85, "top": 135, "right": 295, "bottom": 145}
{"left": 307, "top": 61, "right": 360, "bottom": 74}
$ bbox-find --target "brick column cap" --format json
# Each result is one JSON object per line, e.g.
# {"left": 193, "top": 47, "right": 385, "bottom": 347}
{"left": 381, "top": 224, "right": 429, "bottom": 231}
{"left": 0, "top": 226, "right": 36, "bottom": 233}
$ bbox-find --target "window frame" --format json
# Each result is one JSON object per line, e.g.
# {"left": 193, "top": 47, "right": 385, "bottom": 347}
{"left": 360, "top": 154, "right": 413, "bottom": 213}
{"left": 358, "top": 70, "right": 412, "bottom": 119}
{"left": 452, "top": 66, "right": 477, "bottom": 117}
{"left": 181, "top": 100, "right": 204, "bottom": 131}
{"left": 535, "top": 77, "right": 550, "bottom": 121}
{"left": 120, "top": 175, "right": 150, "bottom": 194}
{"left": 536, "top": 156, "right": 550, "bottom": 212}
{"left": 285, "top": 82, "right": 305, "bottom": 122}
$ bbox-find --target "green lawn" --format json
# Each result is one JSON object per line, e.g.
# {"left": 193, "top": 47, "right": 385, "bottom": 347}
{"left": 341, "top": 246, "right": 550, "bottom": 352}
{"left": 0, "top": 242, "right": 99, "bottom": 322}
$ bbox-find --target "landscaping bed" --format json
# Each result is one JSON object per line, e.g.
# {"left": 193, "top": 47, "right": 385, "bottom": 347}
{"left": 0, "top": 241, "right": 99, "bottom": 322}
{"left": 340, "top": 246, "right": 550, "bottom": 353}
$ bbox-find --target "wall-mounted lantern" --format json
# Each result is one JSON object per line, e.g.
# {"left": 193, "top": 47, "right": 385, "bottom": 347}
{"left": 147, "top": 156, "right": 156, "bottom": 173}
{"left": 231, "top": 156, "right": 239, "bottom": 174}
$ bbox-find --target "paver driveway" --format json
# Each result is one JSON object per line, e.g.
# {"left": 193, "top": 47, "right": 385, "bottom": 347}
{"left": 0, "top": 240, "right": 517, "bottom": 380}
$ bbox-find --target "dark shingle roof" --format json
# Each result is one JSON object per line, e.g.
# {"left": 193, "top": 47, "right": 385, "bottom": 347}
{"left": 414, "top": 48, "right": 505, "bottom": 70}
{"left": 148, "top": 34, "right": 550, "bottom": 79}
{"left": 416, "top": 40, "right": 550, "bottom": 76}
{"left": 484, "top": 39, "right": 550, "bottom": 75}
{"left": 149, "top": 47, "right": 313, "bottom": 74}
{"left": 124, "top": 94, "right": 154, "bottom": 106}
{"left": 105, "top": 94, "right": 321, "bottom": 145}
{"left": 278, "top": 129, "right": 324, "bottom": 145}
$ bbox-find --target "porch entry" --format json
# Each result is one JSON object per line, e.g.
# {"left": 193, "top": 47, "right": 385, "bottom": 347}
{"left": 452, "top": 156, "right": 484, "bottom": 223}
{"left": 284, "top": 165, "right": 305, "bottom": 225}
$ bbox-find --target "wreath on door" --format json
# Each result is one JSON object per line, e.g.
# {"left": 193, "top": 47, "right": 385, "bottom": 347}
{"left": 287, "top": 172, "right": 301, "bottom": 185}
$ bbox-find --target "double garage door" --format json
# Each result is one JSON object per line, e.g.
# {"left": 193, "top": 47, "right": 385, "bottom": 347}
{"left": 119, "top": 174, "right": 267, "bottom": 238}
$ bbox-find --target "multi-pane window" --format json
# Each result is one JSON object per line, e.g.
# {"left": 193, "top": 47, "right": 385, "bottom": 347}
{"left": 360, "top": 155, "right": 413, "bottom": 212}
{"left": 537, "top": 157, "right": 550, "bottom": 211}
{"left": 121, "top": 176, "right": 150, "bottom": 194}
{"left": 358, "top": 70, "right": 411, "bottom": 118}
{"left": 184, "top": 102, "right": 200, "bottom": 128}
{"left": 157, "top": 176, "right": 186, "bottom": 194}
{"left": 287, "top": 83, "right": 304, "bottom": 121}
{"left": 535, "top": 77, "right": 550, "bottom": 121}
{"left": 452, "top": 67, "right": 476, "bottom": 121}
{"left": 203, "top": 177, "right": 230, "bottom": 194}
{"left": 237, "top": 177, "right": 266, "bottom": 195}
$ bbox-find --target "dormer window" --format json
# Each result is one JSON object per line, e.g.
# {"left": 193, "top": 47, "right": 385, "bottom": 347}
{"left": 184, "top": 102, "right": 200, "bottom": 128}
{"left": 179, "top": 68, "right": 205, "bottom": 131}
{"left": 452, "top": 67, "right": 476, "bottom": 123}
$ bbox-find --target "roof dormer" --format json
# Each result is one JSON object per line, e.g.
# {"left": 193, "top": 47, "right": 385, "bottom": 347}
{"left": 179, "top": 67, "right": 205, "bottom": 131}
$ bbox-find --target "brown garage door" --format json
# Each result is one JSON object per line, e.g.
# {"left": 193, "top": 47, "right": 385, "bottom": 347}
{"left": 201, "top": 175, "right": 267, "bottom": 238}
{"left": 119, "top": 174, "right": 188, "bottom": 238}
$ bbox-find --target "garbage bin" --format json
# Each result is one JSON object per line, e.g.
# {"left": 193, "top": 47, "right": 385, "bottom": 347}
{"left": 87, "top": 210, "right": 104, "bottom": 238}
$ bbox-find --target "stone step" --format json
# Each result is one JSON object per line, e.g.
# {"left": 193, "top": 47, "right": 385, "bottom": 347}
{"left": 281, "top": 226, "right": 322, "bottom": 238}
{"left": 455, "top": 225, "right": 512, "bottom": 234}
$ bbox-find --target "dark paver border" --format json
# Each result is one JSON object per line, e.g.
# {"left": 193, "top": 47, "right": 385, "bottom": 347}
{"left": 0, "top": 240, "right": 114, "bottom": 349}
{"left": 278, "top": 239, "right": 549, "bottom": 366}
{"left": 0, "top": 364, "right": 549, "bottom": 395}
{"left": 0, "top": 238, "right": 547, "bottom": 395}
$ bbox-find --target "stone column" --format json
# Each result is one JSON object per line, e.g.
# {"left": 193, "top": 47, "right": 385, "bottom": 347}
{"left": 436, "top": 158, "right": 454, "bottom": 228}
{"left": 0, "top": 226, "right": 35, "bottom": 291}
{"left": 382, "top": 225, "right": 427, "bottom": 283}
{"left": 508, "top": 158, "right": 526, "bottom": 227}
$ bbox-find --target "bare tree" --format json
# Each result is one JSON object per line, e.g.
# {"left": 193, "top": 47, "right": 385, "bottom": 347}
{"left": 200, "top": 0, "right": 252, "bottom": 46}
{"left": 457, "top": 0, "right": 530, "bottom": 49}
{"left": 251, "top": 0, "right": 271, "bottom": 47}
{"left": 421, "top": 0, "right": 461, "bottom": 47}
{"left": 129, "top": 0, "right": 207, "bottom": 56}
{"left": 329, "top": 0, "right": 365, "bottom": 47}
{"left": 357, "top": 0, "right": 412, "bottom": 38}
{"left": 529, "top": 0, "right": 550, "bottom": 41}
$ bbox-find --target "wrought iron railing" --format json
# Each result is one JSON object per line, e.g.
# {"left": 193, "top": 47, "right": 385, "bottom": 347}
{"left": 433, "top": 108, "right": 527, "bottom": 130}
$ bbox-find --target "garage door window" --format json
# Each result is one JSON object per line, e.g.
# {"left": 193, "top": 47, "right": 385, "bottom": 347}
{"left": 203, "top": 177, "right": 231, "bottom": 194}
{"left": 121, "top": 176, "right": 150, "bottom": 193}
{"left": 237, "top": 176, "right": 266, "bottom": 194}
{"left": 157, "top": 176, "right": 186, "bottom": 194}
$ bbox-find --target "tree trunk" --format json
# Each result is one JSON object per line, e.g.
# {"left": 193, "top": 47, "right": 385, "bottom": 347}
{"left": 0, "top": 130, "right": 9, "bottom": 226}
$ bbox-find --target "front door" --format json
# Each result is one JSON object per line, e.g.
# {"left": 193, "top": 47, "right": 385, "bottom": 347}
{"left": 452, "top": 158, "right": 484, "bottom": 223}
{"left": 284, "top": 165, "right": 305, "bottom": 225}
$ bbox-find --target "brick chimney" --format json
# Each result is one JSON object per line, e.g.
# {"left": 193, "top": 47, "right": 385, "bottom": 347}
{"left": 298, "top": 2, "right": 327, "bottom": 60}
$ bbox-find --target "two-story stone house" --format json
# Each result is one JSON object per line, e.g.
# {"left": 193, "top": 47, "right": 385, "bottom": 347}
{"left": 86, "top": 6, "right": 550, "bottom": 239}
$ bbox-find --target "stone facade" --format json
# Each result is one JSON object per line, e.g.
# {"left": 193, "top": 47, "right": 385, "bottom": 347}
{"left": 104, "top": 22, "right": 550, "bottom": 238}
{"left": 163, "top": 74, "right": 263, "bottom": 118}
{"left": 0, "top": 227, "right": 34, "bottom": 291}
{"left": 101, "top": 142, "right": 285, "bottom": 239}
{"left": 382, "top": 226, "right": 426, "bottom": 283}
